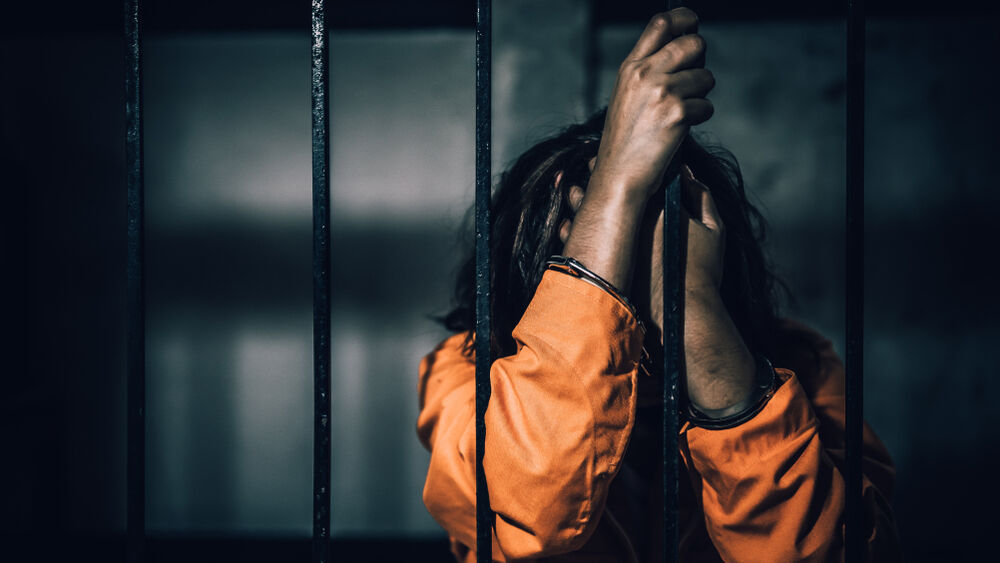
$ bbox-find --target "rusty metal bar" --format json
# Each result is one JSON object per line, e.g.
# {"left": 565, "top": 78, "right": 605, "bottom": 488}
{"left": 475, "top": 0, "right": 493, "bottom": 561}
{"left": 124, "top": 0, "right": 145, "bottom": 561}
{"left": 311, "top": 0, "right": 332, "bottom": 561}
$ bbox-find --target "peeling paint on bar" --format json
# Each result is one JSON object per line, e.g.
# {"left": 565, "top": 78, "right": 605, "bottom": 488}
{"left": 124, "top": 1, "right": 145, "bottom": 561}
{"left": 474, "top": 1, "right": 493, "bottom": 562}
{"left": 312, "top": 1, "right": 332, "bottom": 562}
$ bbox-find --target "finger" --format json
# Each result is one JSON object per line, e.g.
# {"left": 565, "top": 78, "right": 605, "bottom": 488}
{"left": 700, "top": 187, "right": 723, "bottom": 233}
{"left": 554, "top": 170, "right": 564, "bottom": 188}
{"left": 682, "top": 165, "right": 724, "bottom": 232}
{"left": 626, "top": 8, "right": 700, "bottom": 60}
{"left": 559, "top": 218, "right": 572, "bottom": 244}
{"left": 567, "top": 185, "right": 585, "bottom": 213}
{"left": 679, "top": 198, "right": 693, "bottom": 224}
{"left": 647, "top": 33, "right": 707, "bottom": 73}
{"left": 588, "top": 156, "right": 596, "bottom": 172}
{"left": 673, "top": 98, "right": 714, "bottom": 126}
{"left": 664, "top": 68, "right": 715, "bottom": 99}
{"left": 680, "top": 165, "right": 700, "bottom": 216}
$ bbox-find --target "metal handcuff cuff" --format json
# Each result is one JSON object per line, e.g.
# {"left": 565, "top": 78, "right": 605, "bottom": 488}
{"left": 544, "top": 255, "right": 777, "bottom": 430}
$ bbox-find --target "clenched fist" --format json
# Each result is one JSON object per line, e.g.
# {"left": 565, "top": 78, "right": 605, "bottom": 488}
{"left": 591, "top": 7, "right": 714, "bottom": 204}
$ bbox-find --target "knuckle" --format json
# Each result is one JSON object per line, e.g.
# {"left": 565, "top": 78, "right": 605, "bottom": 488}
{"left": 627, "top": 60, "right": 654, "bottom": 82}
{"left": 666, "top": 103, "right": 686, "bottom": 126}
{"left": 618, "top": 59, "right": 640, "bottom": 79}
{"left": 661, "top": 42, "right": 680, "bottom": 66}
{"left": 650, "top": 12, "right": 672, "bottom": 31}
{"left": 677, "top": 7, "right": 699, "bottom": 27}
{"left": 688, "top": 34, "right": 707, "bottom": 54}
{"left": 636, "top": 62, "right": 652, "bottom": 80}
{"left": 679, "top": 107, "right": 693, "bottom": 125}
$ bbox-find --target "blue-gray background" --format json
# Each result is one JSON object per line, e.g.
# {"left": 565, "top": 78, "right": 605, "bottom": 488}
{"left": 3, "top": 0, "right": 998, "bottom": 560}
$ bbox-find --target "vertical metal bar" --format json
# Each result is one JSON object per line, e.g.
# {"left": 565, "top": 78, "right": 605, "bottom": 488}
{"left": 311, "top": 1, "right": 332, "bottom": 562}
{"left": 662, "top": 2, "right": 683, "bottom": 561}
{"left": 845, "top": 0, "right": 865, "bottom": 560}
{"left": 124, "top": 1, "right": 145, "bottom": 561}
{"left": 661, "top": 174, "right": 682, "bottom": 563}
{"left": 475, "top": 0, "right": 493, "bottom": 561}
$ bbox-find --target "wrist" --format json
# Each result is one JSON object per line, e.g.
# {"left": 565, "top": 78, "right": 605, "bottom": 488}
{"left": 686, "top": 355, "right": 777, "bottom": 428}
{"left": 585, "top": 169, "right": 656, "bottom": 211}
{"left": 682, "top": 286, "right": 756, "bottom": 411}
{"left": 562, "top": 184, "right": 647, "bottom": 292}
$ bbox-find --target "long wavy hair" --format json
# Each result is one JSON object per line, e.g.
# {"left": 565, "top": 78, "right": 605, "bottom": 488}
{"left": 441, "top": 108, "right": 790, "bottom": 362}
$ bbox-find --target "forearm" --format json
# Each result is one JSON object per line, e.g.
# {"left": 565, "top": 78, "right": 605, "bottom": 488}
{"left": 683, "top": 287, "right": 755, "bottom": 412}
{"left": 419, "top": 272, "right": 645, "bottom": 559}
{"left": 561, "top": 175, "right": 649, "bottom": 292}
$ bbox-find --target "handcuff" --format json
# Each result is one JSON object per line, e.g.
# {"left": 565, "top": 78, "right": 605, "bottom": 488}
{"left": 545, "top": 255, "right": 778, "bottom": 430}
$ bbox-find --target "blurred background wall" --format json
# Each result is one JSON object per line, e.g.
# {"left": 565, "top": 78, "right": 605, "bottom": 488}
{"left": 3, "top": 0, "right": 998, "bottom": 561}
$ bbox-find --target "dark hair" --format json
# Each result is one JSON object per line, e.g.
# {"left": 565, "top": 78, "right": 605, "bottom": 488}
{"left": 441, "top": 108, "right": 788, "bottom": 361}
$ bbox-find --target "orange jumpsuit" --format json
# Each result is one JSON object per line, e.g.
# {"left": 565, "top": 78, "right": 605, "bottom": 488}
{"left": 417, "top": 270, "right": 899, "bottom": 562}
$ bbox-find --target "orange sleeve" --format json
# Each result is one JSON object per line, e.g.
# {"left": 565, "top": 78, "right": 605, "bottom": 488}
{"left": 417, "top": 270, "right": 644, "bottom": 560}
{"left": 681, "top": 335, "right": 901, "bottom": 562}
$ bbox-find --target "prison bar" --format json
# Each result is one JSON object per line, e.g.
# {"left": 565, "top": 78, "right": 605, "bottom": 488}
{"left": 124, "top": 0, "right": 145, "bottom": 561}
{"left": 661, "top": 171, "right": 684, "bottom": 560}
{"left": 474, "top": 0, "right": 493, "bottom": 561}
{"left": 661, "top": 167, "right": 683, "bottom": 563}
{"left": 660, "top": 4, "right": 684, "bottom": 563}
{"left": 112, "top": 1, "right": 866, "bottom": 560}
{"left": 845, "top": 0, "right": 866, "bottom": 560}
{"left": 311, "top": 0, "right": 333, "bottom": 562}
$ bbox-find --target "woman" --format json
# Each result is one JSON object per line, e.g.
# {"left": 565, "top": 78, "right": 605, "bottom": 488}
{"left": 417, "top": 8, "right": 900, "bottom": 562}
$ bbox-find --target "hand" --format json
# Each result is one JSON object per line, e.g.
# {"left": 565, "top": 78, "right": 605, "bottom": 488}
{"left": 561, "top": 8, "right": 713, "bottom": 292}
{"left": 644, "top": 166, "right": 754, "bottom": 412}
{"left": 590, "top": 8, "right": 715, "bottom": 204}
{"left": 641, "top": 165, "right": 726, "bottom": 332}
{"left": 680, "top": 165, "right": 725, "bottom": 292}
